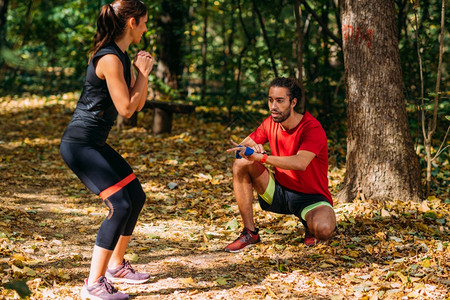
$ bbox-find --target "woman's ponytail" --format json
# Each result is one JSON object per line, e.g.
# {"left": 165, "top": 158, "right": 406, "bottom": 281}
{"left": 89, "top": 0, "right": 148, "bottom": 61}
{"left": 89, "top": 4, "right": 121, "bottom": 61}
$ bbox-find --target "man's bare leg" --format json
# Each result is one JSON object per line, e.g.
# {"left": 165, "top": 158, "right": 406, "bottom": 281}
{"left": 232, "top": 159, "right": 269, "bottom": 231}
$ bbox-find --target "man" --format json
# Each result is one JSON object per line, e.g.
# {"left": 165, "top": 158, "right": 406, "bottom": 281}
{"left": 225, "top": 77, "right": 336, "bottom": 252}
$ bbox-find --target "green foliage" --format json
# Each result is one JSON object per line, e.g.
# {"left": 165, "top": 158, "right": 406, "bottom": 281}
{"left": 0, "top": 0, "right": 447, "bottom": 195}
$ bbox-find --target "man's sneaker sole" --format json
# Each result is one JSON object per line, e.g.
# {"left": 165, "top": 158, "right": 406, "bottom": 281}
{"left": 105, "top": 274, "right": 150, "bottom": 284}
{"left": 224, "top": 243, "right": 257, "bottom": 253}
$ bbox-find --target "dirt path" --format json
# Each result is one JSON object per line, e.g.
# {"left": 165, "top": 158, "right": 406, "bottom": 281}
{"left": 0, "top": 94, "right": 448, "bottom": 299}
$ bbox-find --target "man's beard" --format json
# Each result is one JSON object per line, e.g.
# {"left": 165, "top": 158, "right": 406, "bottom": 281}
{"left": 271, "top": 108, "right": 291, "bottom": 123}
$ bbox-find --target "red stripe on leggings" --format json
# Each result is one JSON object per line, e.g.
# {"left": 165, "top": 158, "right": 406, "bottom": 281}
{"left": 99, "top": 173, "right": 136, "bottom": 200}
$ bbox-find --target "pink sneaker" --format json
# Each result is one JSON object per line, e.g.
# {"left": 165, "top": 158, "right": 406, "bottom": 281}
{"left": 105, "top": 260, "right": 150, "bottom": 284}
{"left": 80, "top": 276, "right": 129, "bottom": 300}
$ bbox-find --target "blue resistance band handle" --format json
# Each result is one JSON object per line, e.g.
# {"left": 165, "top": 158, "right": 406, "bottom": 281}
{"left": 235, "top": 145, "right": 254, "bottom": 159}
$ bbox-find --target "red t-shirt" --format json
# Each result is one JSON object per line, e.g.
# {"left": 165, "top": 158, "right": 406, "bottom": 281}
{"left": 249, "top": 112, "right": 332, "bottom": 205}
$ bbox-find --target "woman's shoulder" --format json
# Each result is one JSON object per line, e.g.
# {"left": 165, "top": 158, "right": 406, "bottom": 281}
{"left": 93, "top": 43, "right": 124, "bottom": 60}
{"left": 94, "top": 45, "right": 114, "bottom": 57}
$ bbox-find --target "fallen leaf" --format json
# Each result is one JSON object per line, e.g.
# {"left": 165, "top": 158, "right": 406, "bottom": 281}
{"left": 216, "top": 277, "right": 228, "bottom": 286}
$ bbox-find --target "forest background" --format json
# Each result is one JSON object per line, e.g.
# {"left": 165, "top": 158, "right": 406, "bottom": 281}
{"left": 1, "top": 0, "right": 448, "bottom": 195}
{"left": 0, "top": 0, "right": 449, "bottom": 299}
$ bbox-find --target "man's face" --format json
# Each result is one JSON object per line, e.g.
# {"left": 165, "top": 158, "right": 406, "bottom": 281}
{"left": 268, "top": 86, "right": 295, "bottom": 123}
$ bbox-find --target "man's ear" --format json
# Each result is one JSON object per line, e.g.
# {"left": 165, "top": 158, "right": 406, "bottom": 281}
{"left": 291, "top": 97, "right": 297, "bottom": 109}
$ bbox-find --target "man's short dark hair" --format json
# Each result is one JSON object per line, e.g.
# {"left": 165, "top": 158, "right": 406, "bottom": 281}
{"left": 269, "top": 77, "right": 302, "bottom": 110}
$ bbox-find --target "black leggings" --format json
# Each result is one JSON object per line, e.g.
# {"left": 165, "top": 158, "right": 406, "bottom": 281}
{"left": 60, "top": 142, "right": 146, "bottom": 250}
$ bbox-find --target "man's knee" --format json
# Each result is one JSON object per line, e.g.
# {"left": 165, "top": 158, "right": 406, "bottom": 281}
{"left": 233, "top": 157, "right": 267, "bottom": 174}
{"left": 313, "top": 221, "right": 335, "bottom": 240}
{"left": 305, "top": 205, "right": 336, "bottom": 240}
{"left": 232, "top": 157, "right": 252, "bottom": 174}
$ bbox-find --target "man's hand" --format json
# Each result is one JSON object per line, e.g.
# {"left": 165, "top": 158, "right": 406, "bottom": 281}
{"left": 251, "top": 143, "right": 266, "bottom": 154}
{"left": 227, "top": 140, "right": 265, "bottom": 161}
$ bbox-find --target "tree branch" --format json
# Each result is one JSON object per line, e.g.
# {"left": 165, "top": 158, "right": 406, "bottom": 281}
{"left": 431, "top": 0, "right": 445, "bottom": 136}
{"left": 251, "top": 0, "right": 278, "bottom": 77}
{"left": 432, "top": 125, "right": 450, "bottom": 161}
{"left": 300, "top": 0, "right": 342, "bottom": 48}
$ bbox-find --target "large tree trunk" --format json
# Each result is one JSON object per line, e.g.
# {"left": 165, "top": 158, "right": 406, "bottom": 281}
{"left": 338, "top": 0, "right": 423, "bottom": 202}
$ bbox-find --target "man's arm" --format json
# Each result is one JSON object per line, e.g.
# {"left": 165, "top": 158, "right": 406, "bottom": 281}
{"left": 260, "top": 150, "right": 316, "bottom": 171}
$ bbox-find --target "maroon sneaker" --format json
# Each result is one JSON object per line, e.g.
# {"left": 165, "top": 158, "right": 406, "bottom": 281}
{"left": 105, "top": 260, "right": 150, "bottom": 284}
{"left": 80, "top": 276, "right": 129, "bottom": 300}
{"left": 304, "top": 229, "right": 318, "bottom": 247}
{"left": 225, "top": 227, "right": 260, "bottom": 252}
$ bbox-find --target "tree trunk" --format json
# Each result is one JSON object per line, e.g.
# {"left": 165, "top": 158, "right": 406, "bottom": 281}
{"left": 420, "top": 0, "right": 446, "bottom": 196}
{"left": 200, "top": 0, "right": 208, "bottom": 102}
{"left": 0, "top": 0, "right": 9, "bottom": 80}
{"left": 156, "top": 0, "right": 186, "bottom": 90}
{"left": 338, "top": 0, "right": 423, "bottom": 202}
{"left": 294, "top": 0, "right": 306, "bottom": 113}
{"left": 222, "top": 0, "right": 235, "bottom": 106}
{"left": 0, "top": 0, "right": 9, "bottom": 47}
{"left": 300, "top": 0, "right": 342, "bottom": 48}
{"left": 227, "top": 0, "right": 254, "bottom": 119}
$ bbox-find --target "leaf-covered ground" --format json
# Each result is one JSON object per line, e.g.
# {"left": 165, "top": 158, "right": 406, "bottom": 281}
{"left": 0, "top": 93, "right": 448, "bottom": 299}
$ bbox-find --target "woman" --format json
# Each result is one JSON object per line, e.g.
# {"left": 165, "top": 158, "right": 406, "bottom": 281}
{"left": 60, "top": 1, "right": 154, "bottom": 299}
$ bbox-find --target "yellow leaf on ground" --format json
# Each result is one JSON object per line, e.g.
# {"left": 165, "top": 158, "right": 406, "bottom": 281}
{"left": 265, "top": 285, "right": 278, "bottom": 298}
{"left": 12, "top": 254, "right": 26, "bottom": 263}
{"left": 182, "top": 277, "right": 195, "bottom": 286}
{"left": 216, "top": 277, "right": 228, "bottom": 286}
{"left": 396, "top": 271, "right": 409, "bottom": 284}
{"left": 86, "top": 207, "right": 96, "bottom": 214}
{"left": 365, "top": 245, "right": 374, "bottom": 255}
{"left": 418, "top": 201, "right": 430, "bottom": 213}
{"left": 421, "top": 259, "right": 431, "bottom": 268}
{"left": 124, "top": 253, "right": 139, "bottom": 262}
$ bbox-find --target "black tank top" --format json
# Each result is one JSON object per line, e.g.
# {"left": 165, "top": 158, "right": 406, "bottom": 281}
{"left": 61, "top": 42, "right": 131, "bottom": 146}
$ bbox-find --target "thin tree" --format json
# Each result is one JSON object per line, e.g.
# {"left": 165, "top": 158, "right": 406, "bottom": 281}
{"left": 0, "top": 0, "right": 9, "bottom": 49}
{"left": 0, "top": 0, "right": 10, "bottom": 81}
{"left": 338, "top": 0, "right": 423, "bottom": 202}
{"left": 294, "top": 0, "right": 306, "bottom": 113}
{"left": 300, "top": 0, "right": 342, "bottom": 48}
{"left": 415, "top": 0, "right": 449, "bottom": 196}
{"left": 156, "top": 0, "right": 187, "bottom": 91}
{"left": 200, "top": 0, "right": 208, "bottom": 102}
{"left": 251, "top": 0, "right": 278, "bottom": 77}
{"left": 227, "top": 0, "right": 254, "bottom": 119}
